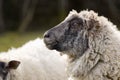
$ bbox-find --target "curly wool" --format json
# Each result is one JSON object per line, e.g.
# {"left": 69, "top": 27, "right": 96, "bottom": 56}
{"left": 43, "top": 9, "right": 120, "bottom": 80}
{"left": 67, "top": 10, "right": 120, "bottom": 80}
{"left": 0, "top": 38, "right": 67, "bottom": 80}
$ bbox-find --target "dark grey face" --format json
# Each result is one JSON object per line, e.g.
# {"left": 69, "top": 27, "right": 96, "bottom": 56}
{"left": 44, "top": 17, "right": 89, "bottom": 56}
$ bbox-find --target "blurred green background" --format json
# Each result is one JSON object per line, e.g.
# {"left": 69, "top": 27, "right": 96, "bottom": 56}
{"left": 0, "top": 0, "right": 120, "bottom": 51}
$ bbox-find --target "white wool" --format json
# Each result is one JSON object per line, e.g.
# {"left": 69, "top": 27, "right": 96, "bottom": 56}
{"left": 0, "top": 38, "right": 67, "bottom": 80}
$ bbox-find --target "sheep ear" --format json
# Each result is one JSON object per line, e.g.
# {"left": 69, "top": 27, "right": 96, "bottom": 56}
{"left": 7, "top": 60, "right": 20, "bottom": 69}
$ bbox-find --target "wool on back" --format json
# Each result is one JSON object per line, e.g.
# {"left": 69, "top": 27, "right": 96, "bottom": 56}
{"left": 0, "top": 38, "right": 67, "bottom": 80}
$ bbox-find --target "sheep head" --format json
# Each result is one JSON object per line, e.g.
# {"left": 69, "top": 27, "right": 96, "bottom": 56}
{"left": 0, "top": 60, "right": 20, "bottom": 80}
{"left": 44, "top": 10, "right": 101, "bottom": 58}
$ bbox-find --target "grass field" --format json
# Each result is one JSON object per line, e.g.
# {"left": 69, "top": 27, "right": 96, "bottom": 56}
{"left": 0, "top": 31, "right": 44, "bottom": 52}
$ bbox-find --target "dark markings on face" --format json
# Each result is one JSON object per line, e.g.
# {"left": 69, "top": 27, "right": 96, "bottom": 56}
{"left": 44, "top": 16, "right": 89, "bottom": 57}
{"left": 0, "top": 60, "right": 20, "bottom": 80}
{"left": 54, "top": 17, "right": 84, "bottom": 51}
{"left": 65, "top": 17, "right": 83, "bottom": 39}
{"left": 69, "top": 17, "right": 84, "bottom": 32}
{"left": 0, "top": 62, "right": 8, "bottom": 80}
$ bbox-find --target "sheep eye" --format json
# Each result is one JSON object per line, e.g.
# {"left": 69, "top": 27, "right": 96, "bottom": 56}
{"left": 72, "top": 22, "right": 79, "bottom": 26}
{"left": 70, "top": 20, "right": 79, "bottom": 27}
{"left": 70, "top": 18, "right": 83, "bottom": 28}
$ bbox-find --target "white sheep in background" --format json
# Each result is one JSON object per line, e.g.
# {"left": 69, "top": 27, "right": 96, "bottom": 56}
{"left": 44, "top": 10, "right": 120, "bottom": 80}
{"left": 0, "top": 38, "right": 67, "bottom": 80}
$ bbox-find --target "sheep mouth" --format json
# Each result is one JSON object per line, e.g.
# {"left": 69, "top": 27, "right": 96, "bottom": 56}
{"left": 45, "top": 43, "right": 57, "bottom": 50}
{"left": 44, "top": 41, "right": 63, "bottom": 51}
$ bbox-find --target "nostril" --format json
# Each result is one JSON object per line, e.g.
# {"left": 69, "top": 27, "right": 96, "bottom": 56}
{"left": 44, "top": 31, "right": 51, "bottom": 38}
{"left": 44, "top": 33, "right": 50, "bottom": 38}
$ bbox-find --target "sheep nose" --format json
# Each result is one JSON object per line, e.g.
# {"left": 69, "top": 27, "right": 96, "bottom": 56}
{"left": 44, "top": 31, "right": 56, "bottom": 45}
{"left": 44, "top": 31, "right": 51, "bottom": 38}
{"left": 44, "top": 31, "right": 55, "bottom": 42}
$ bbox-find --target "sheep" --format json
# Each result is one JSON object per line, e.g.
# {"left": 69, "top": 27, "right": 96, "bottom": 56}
{"left": 44, "top": 10, "right": 120, "bottom": 80}
{"left": 0, "top": 38, "right": 67, "bottom": 80}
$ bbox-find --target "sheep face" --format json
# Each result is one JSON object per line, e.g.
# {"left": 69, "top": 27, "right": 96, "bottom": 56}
{"left": 44, "top": 12, "right": 91, "bottom": 57}
{"left": 0, "top": 60, "right": 20, "bottom": 80}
